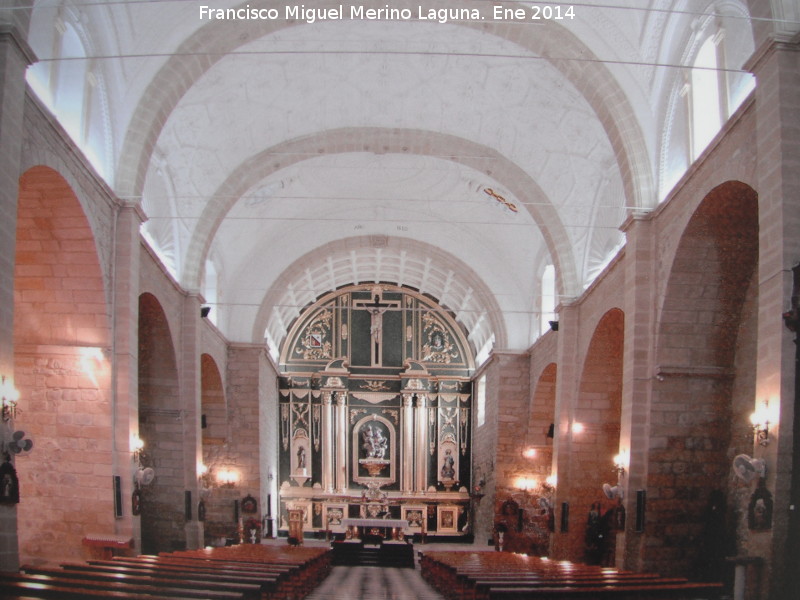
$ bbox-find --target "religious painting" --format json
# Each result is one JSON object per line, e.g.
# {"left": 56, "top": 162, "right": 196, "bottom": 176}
{"left": 0, "top": 461, "right": 19, "bottom": 505}
{"left": 422, "top": 313, "right": 459, "bottom": 363}
{"left": 241, "top": 494, "right": 258, "bottom": 514}
{"left": 437, "top": 505, "right": 458, "bottom": 533}
{"left": 325, "top": 504, "right": 346, "bottom": 529}
{"left": 403, "top": 505, "right": 426, "bottom": 529}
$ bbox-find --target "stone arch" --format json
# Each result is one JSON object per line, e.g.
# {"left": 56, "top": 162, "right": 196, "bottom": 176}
{"left": 563, "top": 308, "right": 624, "bottom": 564}
{"left": 14, "top": 165, "right": 113, "bottom": 566}
{"left": 255, "top": 235, "right": 507, "bottom": 352}
{"left": 649, "top": 181, "right": 758, "bottom": 578}
{"left": 115, "top": 3, "right": 653, "bottom": 213}
{"left": 530, "top": 362, "right": 557, "bottom": 447}
{"left": 137, "top": 292, "right": 184, "bottom": 554}
{"left": 199, "top": 353, "right": 230, "bottom": 545}
{"left": 183, "top": 129, "right": 580, "bottom": 302}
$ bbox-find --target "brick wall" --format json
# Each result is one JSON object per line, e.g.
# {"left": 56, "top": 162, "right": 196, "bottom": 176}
{"left": 13, "top": 166, "right": 114, "bottom": 566}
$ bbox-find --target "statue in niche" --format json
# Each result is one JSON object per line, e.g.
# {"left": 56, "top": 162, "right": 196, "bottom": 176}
{"left": 296, "top": 446, "right": 306, "bottom": 470}
{"left": 361, "top": 424, "right": 388, "bottom": 459}
{"left": 440, "top": 449, "right": 456, "bottom": 480}
{"left": 748, "top": 480, "right": 773, "bottom": 531}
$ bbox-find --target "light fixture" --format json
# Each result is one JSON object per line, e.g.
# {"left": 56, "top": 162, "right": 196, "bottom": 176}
{"left": 750, "top": 401, "right": 773, "bottom": 446}
{"left": 1, "top": 376, "right": 20, "bottom": 422}
{"left": 571, "top": 422, "right": 584, "bottom": 435}
{"left": 131, "top": 435, "right": 145, "bottom": 463}
{"left": 217, "top": 468, "right": 238, "bottom": 488}
{"left": 613, "top": 450, "right": 629, "bottom": 477}
{"left": 523, "top": 447, "right": 537, "bottom": 459}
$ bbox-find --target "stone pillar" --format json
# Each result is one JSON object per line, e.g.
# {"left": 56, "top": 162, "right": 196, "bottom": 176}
{"left": 321, "top": 392, "right": 334, "bottom": 493}
{"left": 335, "top": 393, "right": 347, "bottom": 493}
{"left": 112, "top": 203, "right": 146, "bottom": 554}
{"left": 748, "top": 36, "right": 800, "bottom": 599}
{"left": 618, "top": 212, "right": 657, "bottom": 571}
{"left": 550, "top": 300, "right": 581, "bottom": 560}
{"left": 180, "top": 294, "right": 203, "bottom": 549}
{"left": 226, "top": 345, "right": 263, "bottom": 520}
{"left": 0, "top": 14, "right": 35, "bottom": 575}
{"left": 415, "top": 393, "right": 429, "bottom": 492}
{"left": 401, "top": 393, "right": 414, "bottom": 492}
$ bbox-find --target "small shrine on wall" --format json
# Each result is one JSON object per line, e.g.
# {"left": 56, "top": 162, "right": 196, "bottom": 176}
{"left": 277, "top": 284, "right": 474, "bottom": 540}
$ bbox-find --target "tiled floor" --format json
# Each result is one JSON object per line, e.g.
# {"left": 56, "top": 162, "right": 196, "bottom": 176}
{"left": 305, "top": 565, "right": 446, "bottom": 600}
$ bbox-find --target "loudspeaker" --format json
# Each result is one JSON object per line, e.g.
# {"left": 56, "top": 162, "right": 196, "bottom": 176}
{"left": 560, "top": 502, "right": 569, "bottom": 532}
{"left": 113, "top": 475, "right": 123, "bottom": 518}
{"left": 185, "top": 490, "right": 192, "bottom": 520}
{"left": 635, "top": 490, "right": 646, "bottom": 532}
{"left": 546, "top": 423, "right": 555, "bottom": 438}
{"left": 548, "top": 320, "right": 559, "bottom": 331}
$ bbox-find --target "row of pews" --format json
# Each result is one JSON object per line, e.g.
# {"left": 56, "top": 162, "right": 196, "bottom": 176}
{"left": 0, "top": 544, "right": 331, "bottom": 600}
{"left": 419, "top": 551, "right": 724, "bottom": 600}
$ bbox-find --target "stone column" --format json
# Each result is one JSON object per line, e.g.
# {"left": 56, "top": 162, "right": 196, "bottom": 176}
{"left": 401, "top": 393, "right": 414, "bottom": 492}
{"left": 415, "top": 393, "right": 428, "bottom": 492}
{"left": 0, "top": 15, "right": 35, "bottom": 575}
{"left": 550, "top": 299, "right": 581, "bottom": 560}
{"left": 112, "top": 203, "right": 146, "bottom": 555}
{"left": 618, "top": 211, "right": 657, "bottom": 572}
{"left": 335, "top": 393, "right": 347, "bottom": 493}
{"left": 180, "top": 294, "right": 203, "bottom": 549}
{"left": 321, "top": 392, "right": 334, "bottom": 493}
{"left": 748, "top": 36, "right": 800, "bottom": 598}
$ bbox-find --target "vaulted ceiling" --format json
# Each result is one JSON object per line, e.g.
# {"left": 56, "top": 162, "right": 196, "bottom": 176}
{"left": 21, "top": 0, "right": 786, "bottom": 363}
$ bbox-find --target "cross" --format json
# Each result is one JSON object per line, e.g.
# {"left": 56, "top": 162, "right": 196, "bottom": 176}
{"left": 354, "top": 287, "right": 399, "bottom": 366}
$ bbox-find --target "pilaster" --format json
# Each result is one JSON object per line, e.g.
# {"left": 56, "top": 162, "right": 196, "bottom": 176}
{"left": 0, "top": 22, "right": 35, "bottom": 573}
{"left": 618, "top": 212, "right": 657, "bottom": 571}
{"left": 750, "top": 36, "right": 800, "bottom": 599}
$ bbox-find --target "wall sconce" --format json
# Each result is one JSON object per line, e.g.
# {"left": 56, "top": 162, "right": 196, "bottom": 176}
{"left": 523, "top": 447, "right": 537, "bottom": 459}
{"left": 516, "top": 477, "right": 538, "bottom": 492}
{"left": 750, "top": 401, "right": 773, "bottom": 446}
{"left": 131, "top": 435, "right": 145, "bottom": 463}
{"left": 217, "top": 468, "right": 239, "bottom": 488}
{"left": 571, "top": 422, "right": 585, "bottom": 435}
{"left": 1, "top": 376, "right": 20, "bottom": 422}
{"left": 613, "top": 450, "right": 629, "bottom": 477}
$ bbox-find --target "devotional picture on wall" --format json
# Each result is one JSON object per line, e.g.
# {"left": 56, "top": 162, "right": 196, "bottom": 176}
{"left": 403, "top": 506, "right": 425, "bottom": 529}
{"left": 438, "top": 506, "right": 458, "bottom": 533}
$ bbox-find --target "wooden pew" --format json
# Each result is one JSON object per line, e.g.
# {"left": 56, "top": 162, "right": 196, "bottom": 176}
{"left": 0, "top": 575, "right": 199, "bottom": 600}
{"left": 100, "top": 557, "right": 293, "bottom": 598}
{"left": 61, "top": 562, "right": 281, "bottom": 599}
{"left": 418, "top": 551, "right": 723, "bottom": 600}
{"left": 0, "top": 572, "right": 245, "bottom": 600}
{"left": 20, "top": 565, "right": 261, "bottom": 600}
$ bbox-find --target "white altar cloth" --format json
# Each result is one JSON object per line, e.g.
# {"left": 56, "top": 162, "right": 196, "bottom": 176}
{"left": 342, "top": 518, "right": 408, "bottom": 529}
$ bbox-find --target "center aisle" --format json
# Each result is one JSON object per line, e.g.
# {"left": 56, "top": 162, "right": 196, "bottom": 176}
{"left": 305, "top": 565, "right": 447, "bottom": 600}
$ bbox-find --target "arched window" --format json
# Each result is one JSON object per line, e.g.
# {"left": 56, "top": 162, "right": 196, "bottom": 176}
{"left": 54, "top": 23, "right": 88, "bottom": 143}
{"left": 476, "top": 374, "right": 487, "bottom": 428}
{"left": 690, "top": 36, "right": 722, "bottom": 159}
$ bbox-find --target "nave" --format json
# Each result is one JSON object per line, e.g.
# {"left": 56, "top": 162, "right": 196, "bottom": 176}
{"left": 305, "top": 565, "right": 446, "bottom": 600}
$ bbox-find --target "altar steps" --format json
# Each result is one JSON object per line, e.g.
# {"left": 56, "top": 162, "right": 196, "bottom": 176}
{"left": 331, "top": 542, "right": 415, "bottom": 569}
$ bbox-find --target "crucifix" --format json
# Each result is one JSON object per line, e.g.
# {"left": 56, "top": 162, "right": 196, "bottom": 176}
{"left": 354, "top": 286, "right": 399, "bottom": 366}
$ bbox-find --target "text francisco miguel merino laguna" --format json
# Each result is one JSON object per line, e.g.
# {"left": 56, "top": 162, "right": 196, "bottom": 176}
{"left": 201, "top": 4, "right": 500, "bottom": 24}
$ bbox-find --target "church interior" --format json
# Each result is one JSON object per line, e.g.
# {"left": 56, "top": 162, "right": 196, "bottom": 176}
{"left": 0, "top": 1, "right": 798, "bottom": 599}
